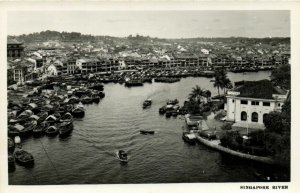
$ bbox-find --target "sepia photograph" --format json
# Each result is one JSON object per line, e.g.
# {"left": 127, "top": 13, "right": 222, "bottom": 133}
{"left": 1, "top": 1, "right": 299, "bottom": 192}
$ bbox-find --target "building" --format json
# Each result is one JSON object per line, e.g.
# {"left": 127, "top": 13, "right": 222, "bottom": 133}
{"left": 7, "top": 39, "right": 25, "bottom": 58}
{"left": 225, "top": 80, "right": 288, "bottom": 129}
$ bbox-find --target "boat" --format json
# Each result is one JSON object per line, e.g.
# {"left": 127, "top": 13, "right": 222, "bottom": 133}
{"left": 33, "top": 121, "right": 49, "bottom": 135}
{"left": 165, "top": 111, "right": 172, "bottom": 118}
{"left": 142, "top": 98, "right": 152, "bottom": 108}
{"left": 80, "top": 95, "right": 93, "bottom": 104}
{"left": 98, "top": 91, "right": 105, "bottom": 98}
{"left": 167, "top": 99, "right": 179, "bottom": 105}
{"left": 19, "top": 120, "right": 37, "bottom": 136}
{"left": 8, "top": 125, "right": 20, "bottom": 137}
{"left": 140, "top": 130, "right": 155, "bottom": 135}
{"left": 91, "top": 93, "right": 100, "bottom": 103}
{"left": 8, "top": 154, "right": 15, "bottom": 165}
{"left": 159, "top": 106, "right": 167, "bottom": 114}
{"left": 8, "top": 137, "right": 15, "bottom": 152}
{"left": 60, "top": 112, "right": 73, "bottom": 122}
{"left": 116, "top": 150, "right": 128, "bottom": 163}
{"left": 45, "top": 114, "right": 59, "bottom": 125}
{"left": 36, "top": 112, "right": 48, "bottom": 124}
{"left": 72, "top": 103, "right": 85, "bottom": 118}
{"left": 14, "top": 149, "right": 34, "bottom": 166}
{"left": 182, "top": 132, "right": 197, "bottom": 145}
{"left": 59, "top": 121, "right": 73, "bottom": 136}
{"left": 45, "top": 125, "right": 59, "bottom": 135}
{"left": 125, "top": 79, "right": 143, "bottom": 87}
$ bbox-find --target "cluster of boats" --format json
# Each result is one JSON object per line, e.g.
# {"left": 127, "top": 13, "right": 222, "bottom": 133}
{"left": 182, "top": 114, "right": 217, "bottom": 145}
{"left": 8, "top": 137, "right": 34, "bottom": 170}
{"left": 159, "top": 99, "right": 188, "bottom": 118}
{"left": 7, "top": 82, "right": 106, "bottom": 170}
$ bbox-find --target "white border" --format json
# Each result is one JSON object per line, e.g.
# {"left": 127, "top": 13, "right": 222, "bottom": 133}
{"left": 1, "top": 1, "right": 299, "bottom": 193}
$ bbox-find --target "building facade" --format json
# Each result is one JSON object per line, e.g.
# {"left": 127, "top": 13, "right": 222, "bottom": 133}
{"left": 225, "top": 80, "right": 288, "bottom": 127}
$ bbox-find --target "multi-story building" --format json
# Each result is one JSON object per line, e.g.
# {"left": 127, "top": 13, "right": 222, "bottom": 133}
{"left": 7, "top": 39, "right": 25, "bottom": 58}
{"left": 225, "top": 80, "right": 288, "bottom": 129}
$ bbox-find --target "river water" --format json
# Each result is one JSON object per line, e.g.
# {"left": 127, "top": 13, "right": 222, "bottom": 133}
{"left": 8, "top": 71, "right": 290, "bottom": 184}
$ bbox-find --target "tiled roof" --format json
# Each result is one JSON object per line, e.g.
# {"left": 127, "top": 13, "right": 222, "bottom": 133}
{"left": 7, "top": 39, "right": 23, "bottom": 44}
{"left": 233, "top": 79, "right": 287, "bottom": 99}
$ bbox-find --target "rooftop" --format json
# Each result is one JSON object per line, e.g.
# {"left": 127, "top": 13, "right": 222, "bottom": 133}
{"left": 232, "top": 79, "right": 287, "bottom": 99}
{"left": 7, "top": 39, "right": 23, "bottom": 45}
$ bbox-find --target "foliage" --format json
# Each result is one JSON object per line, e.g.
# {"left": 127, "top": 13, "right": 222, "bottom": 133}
{"left": 221, "top": 123, "right": 232, "bottom": 131}
{"left": 270, "top": 64, "right": 290, "bottom": 90}
{"left": 188, "top": 85, "right": 204, "bottom": 104}
{"left": 263, "top": 111, "right": 285, "bottom": 134}
{"left": 213, "top": 68, "right": 232, "bottom": 96}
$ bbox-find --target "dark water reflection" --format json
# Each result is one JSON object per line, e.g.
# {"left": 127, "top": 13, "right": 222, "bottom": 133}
{"left": 9, "top": 71, "right": 290, "bottom": 184}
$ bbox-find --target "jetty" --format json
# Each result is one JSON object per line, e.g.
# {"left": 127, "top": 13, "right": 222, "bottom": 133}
{"left": 196, "top": 135, "right": 277, "bottom": 165}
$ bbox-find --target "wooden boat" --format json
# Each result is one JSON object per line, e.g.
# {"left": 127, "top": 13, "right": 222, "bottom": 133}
{"left": 80, "top": 95, "right": 93, "bottom": 104}
{"left": 33, "top": 121, "right": 49, "bottom": 135}
{"left": 19, "top": 120, "right": 37, "bottom": 136}
{"left": 45, "top": 125, "right": 59, "bottom": 135}
{"left": 88, "top": 83, "right": 104, "bottom": 91}
{"left": 159, "top": 106, "right": 167, "bottom": 114}
{"left": 125, "top": 80, "right": 143, "bottom": 87}
{"left": 8, "top": 137, "right": 15, "bottom": 152}
{"left": 167, "top": 99, "right": 179, "bottom": 105}
{"left": 116, "top": 150, "right": 128, "bottom": 163}
{"left": 91, "top": 93, "right": 100, "bottom": 103}
{"left": 14, "top": 149, "right": 34, "bottom": 166}
{"left": 182, "top": 132, "right": 197, "bottom": 145}
{"left": 45, "top": 115, "right": 59, "bottom": 125}
{"left": 72, "top": 103, "right": 85, "bottom": 118}
{"left": 165, "top": 111, "right": 172, "bottom": 118}
{"left": 140, "top": 130, "right": 155, "bottom": 135}
{"left": 8, "top": 125, "right": 20, "bottom": 137}
{"left": 36, "top": 112, "right": 48, "bottom": 124}
{"left": 142, "top": 98, "right": 152, "bottom": 109}
{"left": 8, "top": 154, "right": 15, "bottom": 166}
{"left": 98, "top": 91, "right": 105, "bottom": 98}
{"left": 59, "top": 121, "right": 74, "bottom": 136}
{"left": 60, "top": 112, "right": 73, "bottom": 122}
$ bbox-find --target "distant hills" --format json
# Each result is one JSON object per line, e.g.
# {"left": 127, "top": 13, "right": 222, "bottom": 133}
{"left": 8, "top": 30, "right": 290, "bottom": 45}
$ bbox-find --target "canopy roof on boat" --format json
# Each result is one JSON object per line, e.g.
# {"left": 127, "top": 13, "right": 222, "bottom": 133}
{"left": 30, "top": 115, "right": 40, "bottom": 120}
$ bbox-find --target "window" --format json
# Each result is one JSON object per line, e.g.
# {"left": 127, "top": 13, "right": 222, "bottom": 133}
{"left": 252, "top": 112, "right": 258, "bottom": 122}
{"left": 251, "top": 101, "right": 259, "bottom": 106}
{"left": 241, "top": 111, "right": 247, "bottom": 121}
{"left": 263, "top": 102, "right": 270, "bottom": 106}
{"left": 241, "top": 100, "right": 248, "bottom": 105}
{"left": 278, "top": 103, "right": 281, "bottom": 107}
{"left": 232, "top": 99, "right": 235, "bottom": 103}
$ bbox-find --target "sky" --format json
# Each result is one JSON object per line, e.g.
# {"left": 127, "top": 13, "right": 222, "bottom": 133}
{"left": 7, "top": 10, "right": 290, "bottom": 38}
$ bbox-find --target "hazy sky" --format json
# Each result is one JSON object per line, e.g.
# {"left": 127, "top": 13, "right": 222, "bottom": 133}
{"left": 7, "top": 10, "right": 290, "bottom": 38}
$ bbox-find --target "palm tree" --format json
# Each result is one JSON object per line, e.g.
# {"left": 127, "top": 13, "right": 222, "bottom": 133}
{"left": 204, "top": 89, "right": 212, "bottom": 103}
{"left": 213, "top": 69, "right": 225, "bottom": 96}
{"left": 189, "top": 85, "right": 204, "bottom": 104}
{"left": 223, "top": 77, "right": 233, "bottom": 96}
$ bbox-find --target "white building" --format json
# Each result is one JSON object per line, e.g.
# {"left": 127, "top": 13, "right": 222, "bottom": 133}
{"left": 225, "top": 80, "right": 288, "bottom": 129}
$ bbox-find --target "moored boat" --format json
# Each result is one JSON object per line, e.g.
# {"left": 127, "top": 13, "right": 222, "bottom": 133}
{"left": 59, "top": 121, "right": 74, "bottom": 136}
{"left": 45, "top": 125, "right": 59, "bottom": 135}
{"left": 8, "top": 137, "right": 15, "bottom": 152}
{"left": 14, "top": 149, "right": 34, "bottom": 166}
{"left": 72, "top": 103, "right": 85, "bottom": 118}
{"left": 182, "top": 132, "right": 197, "bottom": 145}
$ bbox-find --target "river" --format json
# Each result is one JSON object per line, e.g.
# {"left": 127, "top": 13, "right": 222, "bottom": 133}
{"left": 8, "top": 71, "right": 290, "bottom": 184}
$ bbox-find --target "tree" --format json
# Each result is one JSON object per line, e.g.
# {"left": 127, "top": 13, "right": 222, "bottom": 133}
{"left": 213, "top": 68, "right": 232, "bottom": 96}
{"left": 271, "top": 64, "right": 290, "bottom": 90}
{"left": 263, "top": 111, "right": 285, "bottom": 134}
{"left": 188, "top": 85, "right": 204, "bottom": 104}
